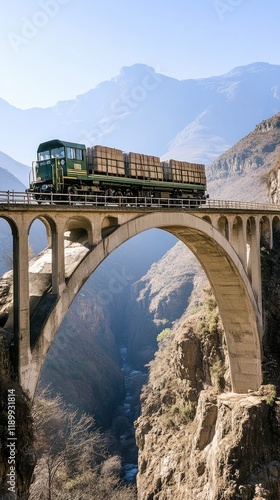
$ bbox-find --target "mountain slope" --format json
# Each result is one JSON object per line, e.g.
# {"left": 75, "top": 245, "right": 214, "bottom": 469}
{"left": 207, "top": 112, "right": 280, "bottom": 201}
{"left": 0, "top": 155, "right": 28, "bottom": 190}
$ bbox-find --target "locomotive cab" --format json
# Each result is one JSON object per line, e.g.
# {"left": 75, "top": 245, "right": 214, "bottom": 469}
{"left": 29, "top": 139, "right": 86, "bottom": 195}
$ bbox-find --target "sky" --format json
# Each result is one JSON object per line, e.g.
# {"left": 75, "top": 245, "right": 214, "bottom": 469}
{"left": 1, "top": 0, "right": 280, "bottom": 109}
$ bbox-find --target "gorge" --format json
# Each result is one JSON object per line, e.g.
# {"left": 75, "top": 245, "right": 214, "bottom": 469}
{"left": 1, "top": 107, "right": 280, "bottom": 499}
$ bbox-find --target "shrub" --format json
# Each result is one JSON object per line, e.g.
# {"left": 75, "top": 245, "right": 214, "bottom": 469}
{"left": 179, "top": 402, "right": 196, "bottom": 424}
{"left": 210, "top": 358, "right": 225, "bottom": 392}
{"left": 266, "top": 385, "right": 277, "bottom": 406}
{"left": 157, "top": 328, "right": 173, "bottom": 343}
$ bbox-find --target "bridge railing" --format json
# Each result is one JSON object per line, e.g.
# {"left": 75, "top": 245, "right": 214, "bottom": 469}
{"left": 0, "top": 190, "right": 279, "bottom": 211}
{"left": 0, "top": 190, "right": 204, "bottom": 208}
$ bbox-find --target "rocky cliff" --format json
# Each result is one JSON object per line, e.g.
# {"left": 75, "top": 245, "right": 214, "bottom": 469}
{"left": 207, "top": 112, "right": 280, "bottom": 201}
{"left": 0, "top": 329, "right": 35, "bottom": 499}
{"left": 135, "top": 265, "right": 280, "bottom": 499}
{"left": 267, "top": 153, "right": 280, "bottom": 204}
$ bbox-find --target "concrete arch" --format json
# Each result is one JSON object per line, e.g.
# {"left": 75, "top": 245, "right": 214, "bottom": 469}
{"left": 272, "top": 216, "right": 280, "bottom": 248}
{"left": 218, "top": 216, "right": 229, "bottom": 240}
{"left": 272, "top": 216, "right": 280, "bottom": 233}
{"left": 64, "top": 215, "right": 93, "bottom": 245}
{"left": 101, "top": 216, "right": 119, "bottom": 238}
{"left": 0, "top": 214, "right": 19, "bottom": 238}
{"left": 28, "top": 214, "right": 57, "bottom": 237}
{"left": 259, "top": 216, "right": 271, "bottom": 248}
{"left": 27, "top": 212, "right": 263, "bottom": 398}
{"left": 202, "top": 215, "right": 212, "bottom": 224}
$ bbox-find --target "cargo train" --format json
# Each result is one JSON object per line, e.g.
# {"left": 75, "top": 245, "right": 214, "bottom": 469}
{"left": 28, "top": 139, "right": 207, "bottom": 201}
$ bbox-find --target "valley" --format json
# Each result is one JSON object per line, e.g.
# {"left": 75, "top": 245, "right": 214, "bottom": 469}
{"left": 0, "top": 76, "right": 280, "bottom": 498}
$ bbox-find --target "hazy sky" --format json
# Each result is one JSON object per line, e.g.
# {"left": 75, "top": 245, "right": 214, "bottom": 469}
{"left": 1, "top": 0, "right": 280, "bottom": 109}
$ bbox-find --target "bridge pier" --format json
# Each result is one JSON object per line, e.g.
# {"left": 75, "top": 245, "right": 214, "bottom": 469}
{"left": 246, "top": 218, "right": 262, "bottom": 314}
{"left": 13, "top": 224, "right": 32, "bottom": 386}
{"left": 52, "top": 221, "right": 66, "bottom": 295}
{"left": 230, "top": 216, "right": 247, "bottom": 268}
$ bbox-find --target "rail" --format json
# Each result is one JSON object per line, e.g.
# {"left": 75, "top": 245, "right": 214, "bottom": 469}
{"left": 0, "top": 190, "right": 279, "bottom": 211}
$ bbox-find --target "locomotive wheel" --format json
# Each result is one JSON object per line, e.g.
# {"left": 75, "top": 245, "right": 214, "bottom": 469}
{"left": 68, "top": 185, "right": 80, "bottom": 202}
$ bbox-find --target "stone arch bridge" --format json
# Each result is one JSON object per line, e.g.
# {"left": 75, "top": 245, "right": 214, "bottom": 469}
{"left": 1, "top": 196, "right": 280, "bottom": 398}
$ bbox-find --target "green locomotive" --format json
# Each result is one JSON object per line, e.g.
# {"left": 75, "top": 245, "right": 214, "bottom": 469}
{"left": 29, "top": 139, "right": 207, "bottom": 201}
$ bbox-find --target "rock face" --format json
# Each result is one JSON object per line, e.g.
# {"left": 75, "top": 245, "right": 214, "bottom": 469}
{"left": 137, "top": 388, "right": 280, "bottom": 499}
{"left": 207, "top": 112, "right": 280, "bottom": 202}
{"left": 267, "top": 153, "right": 280, "bottom": 204}
{"left": 0, "top": 329, "right": 35, "bottom": 499}
{"left": 135, "top": 281, "right": 280, "bottom": 499}
{"left": 126, "top": 243, "right": 204, "bottom": 368}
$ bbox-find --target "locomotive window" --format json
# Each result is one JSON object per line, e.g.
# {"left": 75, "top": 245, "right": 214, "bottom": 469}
{"left": 67, "top": 147, "right": 75, "bottom": 159}
{"left": 38, "top": 151, "right": 51, "bottom": 161}
{"left": 51, "top": 147, "right": 65, "bottom": 159}
{"left": 76, "top": 149, "right": 83, "bottom": 160}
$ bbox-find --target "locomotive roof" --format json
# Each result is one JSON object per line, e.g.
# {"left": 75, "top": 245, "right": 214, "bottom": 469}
{"left": 37, "top": 139, "right": 86, "bottom": 152}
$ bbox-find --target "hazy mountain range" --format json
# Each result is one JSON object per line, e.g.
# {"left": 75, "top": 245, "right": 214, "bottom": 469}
{"left": 0, "top": 61, "right": 279, "bottom": 181}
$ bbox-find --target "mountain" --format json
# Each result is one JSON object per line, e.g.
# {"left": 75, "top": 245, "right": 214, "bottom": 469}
{"left": 207, "top": 112, "right": 280, "bottom": 201}
{"left": 162, "top": 63, "right": 280, "bottom": 164}
{"left": 0, "top": 153, "right": 29, "bottom": 189}
{"left": 0, "top": 62, "right": 280, "bottom": 167}
{"left": 0, "top": 159, "right": 29, "bottom": 275}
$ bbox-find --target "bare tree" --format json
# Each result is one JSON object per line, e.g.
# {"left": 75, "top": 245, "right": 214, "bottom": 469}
{"left": 29, "top": 388, "right": 136, "bottom": 500}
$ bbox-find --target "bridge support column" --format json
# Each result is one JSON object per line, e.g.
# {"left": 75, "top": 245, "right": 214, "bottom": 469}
{"left": 230, "top": 217, "right": 247, "bottom": 268}
{"left": 52, "top": 223, "right": 65, "bottom": 295}
{"left": 13, "top": 225, "right": 31, "bottom": 387}
{"left": 92, "top": 222, "right": 102, "bottom": 244}
{"left": 269, "top": 220, "right": 273, "bottom": 250}
{"left": 246, "top": 219, "right": 262, "bottom": 314}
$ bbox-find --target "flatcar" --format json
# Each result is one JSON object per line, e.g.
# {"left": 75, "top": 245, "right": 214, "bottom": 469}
{"left": 28, "top": 139, "right": 207, "bottom": 201}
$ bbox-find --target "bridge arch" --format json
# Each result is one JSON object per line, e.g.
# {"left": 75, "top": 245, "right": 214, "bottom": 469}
{"left": 101, "top": 216, "right": 119, "bottom": 238}
{"left": 202, "top": 215, "right": 212, "bottom": 225}
{"left": 64, "top": 215, "right": 93, "bottom": 245}
{"left": 26, "top": 212, "right": 262, "bottom": 397}
{"left": 259, "top": 216, "right": 271, "bottom": 248}
{"left": 218, "top": 216, "right": 229, "bottom": 240}
{"left": 0, "top": 214, "right": 19, "bottom": 239}
{"left": 272, "top": 216, "right": 280, "bottom": 234}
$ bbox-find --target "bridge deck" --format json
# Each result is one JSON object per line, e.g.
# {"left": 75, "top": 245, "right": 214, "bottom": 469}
{"left": 1, "top": 190, "right": 280, "bottom": 214}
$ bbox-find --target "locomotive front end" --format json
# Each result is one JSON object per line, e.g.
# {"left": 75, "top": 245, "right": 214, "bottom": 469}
{"left": 28, "top": 139, "right": 86, "bottom": 200}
